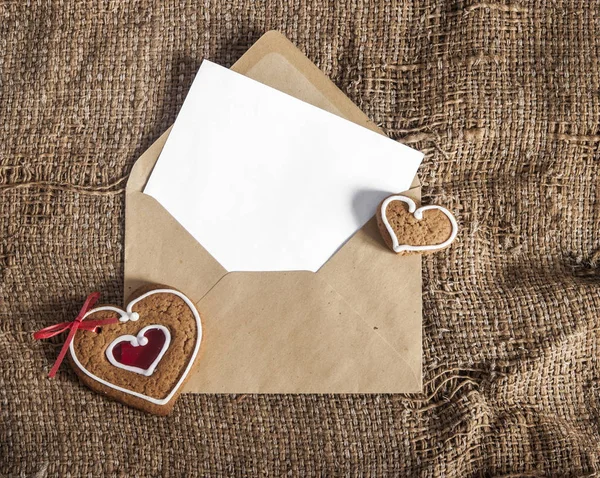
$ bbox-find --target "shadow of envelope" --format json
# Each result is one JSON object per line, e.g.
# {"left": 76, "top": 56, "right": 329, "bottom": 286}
{"left": 124, "top": 31, "right": 422, "bottom": 393}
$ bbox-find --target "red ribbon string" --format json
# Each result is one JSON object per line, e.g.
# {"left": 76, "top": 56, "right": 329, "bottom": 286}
{"left": 33, "top": 292, "right": 119, "bottom": 378}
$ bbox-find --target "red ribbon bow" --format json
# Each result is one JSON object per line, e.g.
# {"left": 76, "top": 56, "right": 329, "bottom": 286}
{"left": 33, "top": 292, "right": 119, "bottom": 378}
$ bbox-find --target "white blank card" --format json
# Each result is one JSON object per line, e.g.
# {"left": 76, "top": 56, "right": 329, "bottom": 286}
{"left": 144, "top": 60, "right": 423, "bottom": 272}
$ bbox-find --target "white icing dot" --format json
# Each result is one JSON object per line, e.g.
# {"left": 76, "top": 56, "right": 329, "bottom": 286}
{"left": 129, "top": 312, "right": 140, "bottom": 322}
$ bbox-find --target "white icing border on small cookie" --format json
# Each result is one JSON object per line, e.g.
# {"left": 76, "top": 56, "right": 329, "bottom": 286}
{"left": 69, "top": 289, "right": 202, "bottom": 406}
{"left": 105, "top": 325, "right": 171, "bottom": 377}
{"left": 381, "top": 195, "right": 458, "bottom": 253}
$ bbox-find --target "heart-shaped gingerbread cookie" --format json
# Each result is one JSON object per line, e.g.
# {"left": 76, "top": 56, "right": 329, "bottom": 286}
{"left": 376, "top": 195, "right": 458, "bottom": 254}
{"left": 68, "top": 286, "right": 202, "bottom": 415}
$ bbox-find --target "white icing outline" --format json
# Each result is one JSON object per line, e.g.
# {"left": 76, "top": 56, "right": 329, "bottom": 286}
{"left": 105, "top": 325, "right": 171, "bottom": 377}
{"left": 69, "top": 289, "right": 202, "bottom": 406}
{"left": 381, "top": 195, "right": 458, "bottom": 253}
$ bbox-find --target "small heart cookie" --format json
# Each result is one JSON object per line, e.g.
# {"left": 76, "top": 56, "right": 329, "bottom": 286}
{"left": 376, "top": 195, "right": 458, "bottom": 254}
{"left": 68, "top": 286, "right": 202, "bottom": 415}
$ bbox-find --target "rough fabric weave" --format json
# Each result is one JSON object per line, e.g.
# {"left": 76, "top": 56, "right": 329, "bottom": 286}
{"left": 1, "top": 1, "right": 599, "bottom": 476}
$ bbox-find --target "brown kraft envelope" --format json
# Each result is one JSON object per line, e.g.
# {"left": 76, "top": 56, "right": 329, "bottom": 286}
{"left": 124, "top": 31, "right": 422, "bottom": 393}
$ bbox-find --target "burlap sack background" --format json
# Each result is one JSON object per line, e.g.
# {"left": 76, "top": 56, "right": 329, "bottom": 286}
{"left": 2, "top": 1, "right": 599, "bottom": 476}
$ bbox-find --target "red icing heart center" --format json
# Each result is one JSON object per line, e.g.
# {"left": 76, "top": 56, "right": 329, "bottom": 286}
{"left": 112, "top": 328, "right": 167, "bottom": 370}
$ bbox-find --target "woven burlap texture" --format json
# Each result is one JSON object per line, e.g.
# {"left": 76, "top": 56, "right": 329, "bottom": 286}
{"left": 2, "top": 1, "right": 599, "bottom": 476}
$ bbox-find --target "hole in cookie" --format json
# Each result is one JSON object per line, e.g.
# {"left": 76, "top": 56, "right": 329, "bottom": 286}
{"left": 95, "top": 327, "right": 102, "bottom": 334}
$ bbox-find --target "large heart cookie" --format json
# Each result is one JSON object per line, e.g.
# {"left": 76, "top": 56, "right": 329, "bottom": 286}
{"left": 376, "top": 195, "right": 458, "bottom": 254}
{"left": 68, "top": 286, "right": 202, "bottom": 415}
